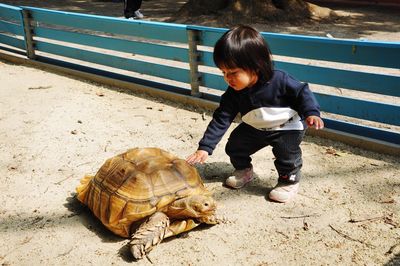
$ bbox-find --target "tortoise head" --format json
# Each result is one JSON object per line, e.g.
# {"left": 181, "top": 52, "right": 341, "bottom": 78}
{"left": 167, "top": 194, "right": 217, "bottom": 222}
{"left": 187, "top": 194, "right": 217, "bottom": 215}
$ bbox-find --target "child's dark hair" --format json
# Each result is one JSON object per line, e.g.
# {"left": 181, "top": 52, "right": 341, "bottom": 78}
{"left": 213, "top": 25, "right": 273, "bottom": 82}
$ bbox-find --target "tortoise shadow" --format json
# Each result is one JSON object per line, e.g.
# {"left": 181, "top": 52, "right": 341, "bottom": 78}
{"left": 65, "top": 194, "right": 141, "bottom": 262}
{"left": 117, "top": 244, "right": 135, "bottom": 262}
{"left": 384, "top": 253, "right": 400, "bottom": 266}
{"left": 64, "top": 193, "right": 125, "bottom": 243}
{"left": 384, "top": 252, "right": 400, "bottom": 266}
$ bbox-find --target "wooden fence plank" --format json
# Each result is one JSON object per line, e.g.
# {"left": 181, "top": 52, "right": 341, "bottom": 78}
{"left": 25, "top": 7, "right": 188, "bottom": 43}
{"left": 0, "top": 33, "right": 25, "bottom": 49}
{"left": 263, "top": 33, "right": 400, "bottom": 68}
{"left": 0, "top": 20, "right": 24, "bottom": 36}
{"left": 189, "top": 25, "right": 400, "bottom": 68}
{"left": 201, "top": 71, "right": 400, "bottom": 125}
{"left": 35, "top": 40, "right": 190, "bottom": 83}
{"left": 0, "top": 4, "right": 22, "bottom": 21}
{"left": 34, "top": 27, "right": 189, "bottom": 62}
{"left": 315, "top": 93, "right": 400, "bottom": 125}
{"left": 275, "top": 61, "right": 400, "bottom": 97}
{"left": 202, "top": 66, "right": 400, "bottom": 97}
{"left": 324, "top": 118, "right": 400, "bottom": 145}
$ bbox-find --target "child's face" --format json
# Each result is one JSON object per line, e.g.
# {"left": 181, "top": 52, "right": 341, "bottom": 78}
{"left": 220, "top": 67, "right": 258, "bottom": 91}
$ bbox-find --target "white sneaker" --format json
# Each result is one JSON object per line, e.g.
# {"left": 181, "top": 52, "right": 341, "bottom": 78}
{"left": 269, "top": 182, "right": 299, "bottom": 203}
{"left": 133, "top": 10, "right": 144, "bottom": 19}
{"left": 225, "top": 167, "right": 253, "bottom": 189}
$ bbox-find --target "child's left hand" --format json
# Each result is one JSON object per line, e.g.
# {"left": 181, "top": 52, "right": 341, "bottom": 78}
{"left": 306, "top": 116, "right": 324, "bottom": 129}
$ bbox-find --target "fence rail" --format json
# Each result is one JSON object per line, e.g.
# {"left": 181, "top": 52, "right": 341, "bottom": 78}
{"left": 0, "top": 3, "right": 399, "bottom": 155}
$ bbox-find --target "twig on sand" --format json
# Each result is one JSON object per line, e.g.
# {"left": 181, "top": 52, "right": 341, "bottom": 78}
{"left": 329, "top": 224, "right": 375, "bottom": 248}
{"left": 348, "top": 216, "right": 384, "bottom": 223}
{"left": 56, "top": 247, "right": 74, "bottom": 257}
{"left": 276, "top": 230, "right": 290, "bottom": 238}
{"left": 53, "top": 174, "right": 73, "bottom": 185}
{"left": 76, "top": 161, "right": 92, "bottom": 167}
{"left": 349, "top": 214, "right": 398, "bottom": 228}
{"left": 28, "top": 86, "right": 52, "bottom": 90}
{"left": 205, "top": 246, "right": 217, "bottom": 257}
{"left": 297, "top": 192, "right": 318, "bottom": 200}
{"left": 281, "top": 214, "right": 320, "bottom": 219}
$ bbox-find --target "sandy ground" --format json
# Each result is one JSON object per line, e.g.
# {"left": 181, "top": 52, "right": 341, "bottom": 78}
{"left": 1, "top": 1, "right": 400, "bottom": 266}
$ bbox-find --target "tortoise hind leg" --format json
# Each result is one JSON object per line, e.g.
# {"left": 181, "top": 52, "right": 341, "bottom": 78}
{"left": 130, "top": 212, "right": 170, "bottom": 260}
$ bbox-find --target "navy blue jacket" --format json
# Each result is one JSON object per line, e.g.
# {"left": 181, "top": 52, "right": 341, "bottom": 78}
{"left": 198, "top": 69, "right": 321, "bottom": 155}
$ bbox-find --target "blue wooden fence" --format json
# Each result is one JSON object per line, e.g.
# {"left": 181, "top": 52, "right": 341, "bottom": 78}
{"left": 0, "top": 4, "right": 399, "bottom": 154}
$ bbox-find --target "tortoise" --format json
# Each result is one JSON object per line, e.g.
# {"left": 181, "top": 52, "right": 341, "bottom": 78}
{"left": 76, "top": 147, "right": 219, "bottom": 260}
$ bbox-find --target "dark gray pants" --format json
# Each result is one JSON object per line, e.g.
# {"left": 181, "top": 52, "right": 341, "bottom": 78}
{"left": 124, "top": 0, "right": 142, "bottom": 18}
{"left": 225, "top": 123, "right": 305, "bottom": 183}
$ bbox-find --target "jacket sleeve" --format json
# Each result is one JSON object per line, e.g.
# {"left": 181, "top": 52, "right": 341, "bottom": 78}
{"left": 285, "top": 74, "right": 321, "bottom": 119}
{"left": 198, "top": 89, "right": 239, "bottom": 155}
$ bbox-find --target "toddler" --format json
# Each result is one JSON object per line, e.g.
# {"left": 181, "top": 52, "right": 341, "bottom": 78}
{"left": 186, "top": 25, "right": 324, "bottom": 203}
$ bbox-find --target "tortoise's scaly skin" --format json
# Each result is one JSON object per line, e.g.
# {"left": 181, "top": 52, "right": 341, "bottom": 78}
{"left": 76, "top": 148, "right": 217, "bottom": 258}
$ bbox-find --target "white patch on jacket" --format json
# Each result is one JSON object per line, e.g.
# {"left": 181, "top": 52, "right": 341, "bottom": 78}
{"left": 241, "top": 107, "right": 304, "bottom": 131}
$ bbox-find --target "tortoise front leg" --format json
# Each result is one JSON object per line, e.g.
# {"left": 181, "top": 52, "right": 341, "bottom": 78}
{"left": 130, "top": 214, "right": 205, "bottom": 259}
{"left": 130, "top": 212, "right": 169, "bottom": 260}
{"left": 164, "top": 218, "right": 200, "bottom": 238}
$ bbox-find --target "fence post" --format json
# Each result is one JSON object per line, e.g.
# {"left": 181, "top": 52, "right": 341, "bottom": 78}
{"left": 21, "top": 9, "right": 36, "bottom": 59}
{"left": 187, "top": 29, "right": 202, "bottom": 97}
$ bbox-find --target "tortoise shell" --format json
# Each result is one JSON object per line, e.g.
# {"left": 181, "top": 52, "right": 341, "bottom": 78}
{"left": 76, "top": 147, "right": 209, "bottom": 237}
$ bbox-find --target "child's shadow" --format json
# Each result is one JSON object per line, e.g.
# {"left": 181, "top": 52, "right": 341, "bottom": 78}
{"left": 195, "top": 161, "right": 234, "bottom": 183}
{"left": 195, "top": 162, "right": 275, "bottom": 198}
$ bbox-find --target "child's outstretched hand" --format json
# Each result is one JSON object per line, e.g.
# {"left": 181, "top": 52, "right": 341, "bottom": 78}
{"left": 306, "top": 116, "right": 324, "bottom": 129}
{"left": 186, "top": 150, "right": 208, "bottom": 165}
